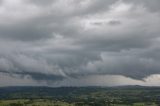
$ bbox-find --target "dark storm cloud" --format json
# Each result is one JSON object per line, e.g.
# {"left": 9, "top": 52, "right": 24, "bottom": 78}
{"left": 0, "top": 0, "right": 160, "bottom": 85}
{"left": 0, "top": 24, "right": 53, "bottom": 41}
{"left": 0, "top": 71, "right": 64, "bottom": 81}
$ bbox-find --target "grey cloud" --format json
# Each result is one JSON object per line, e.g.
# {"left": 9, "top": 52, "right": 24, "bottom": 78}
{"left": 0, "top": 71, "right": 64, "bottom": 81}
{"left": 84, "top": 51, "right": 160, "bottom": 80}
{"left": 0, "top": 0, "right": 160, "bottom": 86}
{"left": 0, "top": 52, "right": 66, "bottom": 81}
{"left": 26, "top": 0, "right": 56, "bottom": 6}
{"left": 124, "top": 0, "right": 160, "bottom": 12}
{"left": 0, "top": 24, "right": 53, "bottom": 41}
{"left": 108, "top": 20, "right": 121, "bottom": 26}
{"left": 91, "top": 20, "right": 121, "bottom": 26}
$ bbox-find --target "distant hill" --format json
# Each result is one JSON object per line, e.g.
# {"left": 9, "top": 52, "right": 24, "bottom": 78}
{"left": 0, "top": 86, "right": 160, "bottom": 100}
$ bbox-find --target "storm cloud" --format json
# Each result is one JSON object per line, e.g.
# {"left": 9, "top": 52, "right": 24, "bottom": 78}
{"left": 0, "top": 0, "right": 160, "bottom": 86}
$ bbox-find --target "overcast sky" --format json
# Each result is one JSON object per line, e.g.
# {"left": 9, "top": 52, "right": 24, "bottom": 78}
{"left": 0, "top": 0, "right": 160, "bottom": 87}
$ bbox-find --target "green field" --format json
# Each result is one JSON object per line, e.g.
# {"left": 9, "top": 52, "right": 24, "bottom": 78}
{"left": 0, "top": 99, "right": 74, "bottom": 106}
{"left": 0, "top": 99, "right": 159, "bottom": 106}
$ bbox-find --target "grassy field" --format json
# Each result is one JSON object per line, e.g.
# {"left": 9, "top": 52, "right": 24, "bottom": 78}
{"left": 0, "top": 99, "right": 74, "bottom": 106}
{"left": 0, "top": 99, "right": 159, "bottom": 106}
